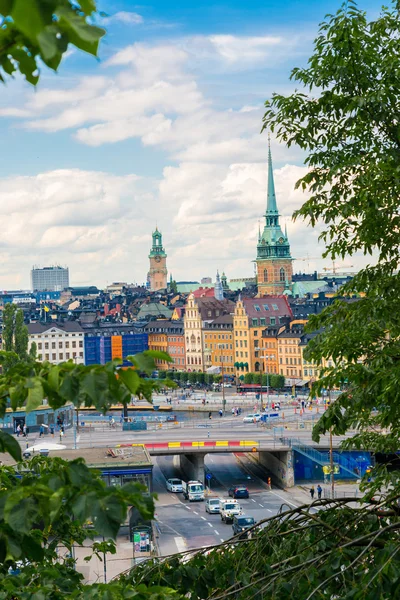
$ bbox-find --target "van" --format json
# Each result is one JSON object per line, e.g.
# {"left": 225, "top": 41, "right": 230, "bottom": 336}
{"left": 205, "top": 498, "right": 220, "bottom": 514}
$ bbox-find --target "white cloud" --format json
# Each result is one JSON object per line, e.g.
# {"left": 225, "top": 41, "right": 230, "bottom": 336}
{"left": 0, "top": 35, "right": 358, "bottom": 288}
{"left": 105, "top": 11, "right": 144, "bottom": 25}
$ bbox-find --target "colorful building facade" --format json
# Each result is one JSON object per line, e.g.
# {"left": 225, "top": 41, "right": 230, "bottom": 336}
{"left": 203, "top": 315, "right": 235, "bottom": 375}
{"left": 83, "top": 323, "right": 148, "bottom": 365}
{"left": 145, "top": 320, "right": 186, "bottom": 371}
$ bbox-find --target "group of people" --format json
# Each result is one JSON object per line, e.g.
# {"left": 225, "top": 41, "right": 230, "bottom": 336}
{"left": 310, "top": 484, "right": 323, "bottom": 500}
{"left": 16, "top": 423, "right": 27, "bottom": 437}
{"left": 231, "top": 407, "right": 242, "bottom": 416}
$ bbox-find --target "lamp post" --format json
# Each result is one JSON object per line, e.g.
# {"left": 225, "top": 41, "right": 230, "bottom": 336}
{"left": 260, "top": 354, "right": 275, "bottom": 426}
{"left": 218, "top": 344, "right": 226, "bottom": 414}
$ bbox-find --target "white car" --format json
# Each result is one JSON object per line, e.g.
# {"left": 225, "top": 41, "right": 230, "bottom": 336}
{"left": 243, "top": 413, "right": 262, "bottom": 423}
{"left": 166, "top": 478, "right": 183, "bottom": 493}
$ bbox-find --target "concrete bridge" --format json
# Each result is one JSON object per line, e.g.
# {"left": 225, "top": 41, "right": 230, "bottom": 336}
{"left": 116, "top": 439, "right": 298, "bottom": 488}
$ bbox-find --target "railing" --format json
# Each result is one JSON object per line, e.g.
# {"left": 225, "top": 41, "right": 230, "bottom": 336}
{"left": 283, "top": 437, "right": 358, "bottom": 478}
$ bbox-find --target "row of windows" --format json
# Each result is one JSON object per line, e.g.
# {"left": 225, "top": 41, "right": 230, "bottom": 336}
{"left": 204, "top": 333, "right": 232, "bottom": 340}
{"left": 168, "top": 346, "right": 185, "bottom": 354}
{"left": 204, "top": 343, "right": 233, "bottom": 350}
{"left": 236, "top": 340, "right": 248, "bottom": 348}
{"left": 34, "top": 333, "right": 81, "bottom": 338}
{"left": 253, "top": 302, "right": 279, "bottom": 312}
{"left": 280, "top": 357, "right": 300, "bottom": 365}
{"left": 205, "top": 355, "right": 233, "bottom": 363}
{"left": 235, "top": 351, "right": 249, "bottom": 359}
{"left": 234, "top": 330, "right": 248, "bottom": 337}
{"left": 252, "top": 317, "right": 277, "bottom": 327}
{"left": 262, "top": 268, "right": 286, "bottom": 283}
{"left": 37, "top": 340, "right": 83, "bottom": 350}
{"left": 38, "top": 352, "right": 83, "bottom": 361}
{"left": 187, "top": 356, "right": 202, "bottom": 365}
{"left": 279, "top": 346, "right": 300, "bottom": 354}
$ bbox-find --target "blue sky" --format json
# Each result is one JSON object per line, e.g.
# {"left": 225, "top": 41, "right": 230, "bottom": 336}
{"left": 0, "top": 0, "right": 380, "bottom": 288}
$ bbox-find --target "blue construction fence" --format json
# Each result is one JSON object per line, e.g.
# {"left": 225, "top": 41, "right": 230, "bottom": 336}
{"left": 294, "top": 450, "right": 372, "bottom": 482}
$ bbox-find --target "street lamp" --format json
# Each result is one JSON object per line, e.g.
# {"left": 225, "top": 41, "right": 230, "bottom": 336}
{"left": 217, "top": 344, "right": 226, "bottom": 414}
{"left": 260, "top": 354, "right": 275, "bottom": 426}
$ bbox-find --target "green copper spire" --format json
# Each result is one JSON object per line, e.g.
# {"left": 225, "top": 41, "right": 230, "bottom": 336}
{"left": 266, "top": 135, "right": 278, "bottom": 215}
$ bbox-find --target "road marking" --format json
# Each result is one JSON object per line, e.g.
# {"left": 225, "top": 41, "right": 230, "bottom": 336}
{"left": 259, "top": 503, "right": 264, "bottom": 507}
{"left": 174, "top": 537, "right": 187, "bottom": 553}
{"left": 185, "top": 505, "right": 191, "bottom": 510}
{"left": 208, "top": 522, "right": 213, "bottom": 528}
{"left": 201, "top": 516, "right": 207, "bottom": 521}
{"left": 269, "top": 490, "right": 298, "bottom": 508}
{"left": 266, "top": 508, "right": 272, "bottom": 513}
{"left": 251, "top": 499, "right": 256, "bottom": 503}
{"left": 214, "top": 530, "right": 220, "bottom": 535}
{"left": 193, "top": 511, "right": 198, "bottom": 515}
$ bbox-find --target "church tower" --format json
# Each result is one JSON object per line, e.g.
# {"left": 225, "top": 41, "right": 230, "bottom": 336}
{"left": 148, "top": 228, "right": 168, "bottom": 291}
{"left": 255, "top": 141, "right": 293, "bottom": 296}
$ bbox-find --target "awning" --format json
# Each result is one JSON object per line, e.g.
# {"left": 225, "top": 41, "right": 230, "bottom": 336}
{"left": 206, "top": 366, "right": 221, "bottom": 374}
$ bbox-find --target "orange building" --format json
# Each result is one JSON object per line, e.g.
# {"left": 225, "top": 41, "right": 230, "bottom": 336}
{"left": 145, "top": 320, "right": 185, "bottom": 371}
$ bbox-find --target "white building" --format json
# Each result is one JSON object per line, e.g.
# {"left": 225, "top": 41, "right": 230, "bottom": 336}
{"left": 27, "top": 322, "right": 84, "bottom": 364}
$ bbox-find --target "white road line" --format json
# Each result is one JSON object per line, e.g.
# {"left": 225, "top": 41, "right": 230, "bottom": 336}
{"left": 269, "top": 490, "right": 298, "bottom": 508}
{"left": 193, "top": 511, "right": 198, "bottom": 515}
{"left": 208, "top": 522, "right": 213, "bottom": 528}
{"left": 185, "top": 505, "right": 191, "bottom": 510}
{"left": 266, "top": 508, "right": 273, "bottom": 513}
{"left": 214, "top": 530, "right": 220, "bottom": 535}
{"left": 201, "top": 516, "right": 207, "bottom": 521}
{"left": 259, "top": 504, "right": 264, "bottom": 508}
{"left": 174, "top": 537, "right": 187, "bottom": 553}
{"left": 251, "top": 499, "right": 256, "bottom": 503}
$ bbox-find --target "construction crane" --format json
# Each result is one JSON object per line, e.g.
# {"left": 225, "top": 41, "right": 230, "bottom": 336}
{"left": 322, "top": 261, "right": 354, "bottom": 274}
{"left": 294, "top": 256, "right": 321, "bottom": 272}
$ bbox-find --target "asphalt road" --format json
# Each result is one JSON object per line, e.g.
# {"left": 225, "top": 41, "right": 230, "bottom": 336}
{"left": 152, "top": 452, "right": 300, "bottom": 556}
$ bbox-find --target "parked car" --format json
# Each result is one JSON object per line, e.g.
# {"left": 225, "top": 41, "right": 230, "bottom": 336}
{"left": 232, "top": 515, "right": 256, "bottom": 537}
{"left": 243, "top": 413, "right": 261, "bottom": 423}
{"left": 205, "top": 498, "right": 221, "bottom": 514}
{"left": 228, "top": 485, "right": 249, "bottom": 499}
{"left": 166, "top": 478, "right": 183, "bottom": 493}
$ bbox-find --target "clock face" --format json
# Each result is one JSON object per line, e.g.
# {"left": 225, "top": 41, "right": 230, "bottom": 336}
{"left": 278, "top": 237, "right": 284, "bottom": 244}
{"left": 154, "top": 256, "right": 161, "bottom": 263}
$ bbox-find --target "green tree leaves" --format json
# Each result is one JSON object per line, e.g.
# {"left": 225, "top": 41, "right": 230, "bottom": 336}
{"left": 0, "top": 0, "right": 105, "bottom": 85}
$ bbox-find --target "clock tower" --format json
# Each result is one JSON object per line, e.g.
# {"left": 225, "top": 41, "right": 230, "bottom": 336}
{"left": 147, "top": 227, "right": 168, "bottom": 291}
{"left": 255, "top": 142, "right": 293, "bottom": 296}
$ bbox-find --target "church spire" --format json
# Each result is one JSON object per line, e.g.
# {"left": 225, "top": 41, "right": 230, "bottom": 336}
{"left": 266, "top": 134, "right": 278, "bottom": 215}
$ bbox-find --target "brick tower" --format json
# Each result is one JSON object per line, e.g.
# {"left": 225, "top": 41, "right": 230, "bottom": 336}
{"left": 147, "top": 228, "right": 168, "bottom": 291}
{"left": 255, "top": 141, "right": 293, "bottom": 295}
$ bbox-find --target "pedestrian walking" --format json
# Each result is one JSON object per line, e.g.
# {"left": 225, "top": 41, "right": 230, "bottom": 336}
{"left": 23, "top": 424, "right": 27, "bottom": 437}
{"left": 50, "top": 425, "right": 54, "bottom": 438}
{"left": 16, "top": 424, "right": 21, "bottom": 437}
{"left": 219, "top": 409, "right": 223, "bottom": 418}
{"left": 39, "top": 425, "right": 44, "bottom": 438}
{"left": 317, "top": 484, "right": 322, "bottom": 499}
{"left": 310, "top": 485, "right": 315, "bottom": 500}
{"left": 208, "top": 411, "right": 212, "bottom": 419}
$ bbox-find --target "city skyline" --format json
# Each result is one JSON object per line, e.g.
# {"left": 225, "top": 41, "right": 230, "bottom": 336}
{"left": 0, "top": 0, "right": 378, "bottom": 289}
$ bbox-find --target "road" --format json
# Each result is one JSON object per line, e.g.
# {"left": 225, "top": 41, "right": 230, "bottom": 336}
{"left": 152, "top": 451, "right": 300, "bottom": 556}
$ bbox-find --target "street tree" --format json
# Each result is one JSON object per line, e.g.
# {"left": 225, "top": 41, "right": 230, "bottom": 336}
{"left": 0, "top": 0, "right": 105, "bottom": 85}
{"left": 1, "top": 304, "right": 30, "bottom": 371}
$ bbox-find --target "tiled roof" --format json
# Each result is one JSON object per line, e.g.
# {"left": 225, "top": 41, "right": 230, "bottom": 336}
{"left": 195, "top": 298, "right": 235, "bottom": 320}
{"left": 145, "top": 319, "right": 184, "bottom": 334}
{"left": 242, "top": 296, "right": 292, "bottom": 320}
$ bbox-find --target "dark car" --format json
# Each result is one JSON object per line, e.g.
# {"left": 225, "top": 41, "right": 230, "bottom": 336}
{"left": 232, "top": 515, "right": 256, "bottom": 538}
{"left": 228, "top": 485, "right": 249, "bottom": 499}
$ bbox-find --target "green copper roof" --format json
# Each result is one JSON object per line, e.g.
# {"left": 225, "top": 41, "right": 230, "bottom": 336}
{"left": 267, "top": 142, "right": 278, "bottom": 215}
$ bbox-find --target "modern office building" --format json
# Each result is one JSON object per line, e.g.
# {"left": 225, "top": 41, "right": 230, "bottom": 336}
{"left": 31, "top": 266, "right": 69, "bottom": 292}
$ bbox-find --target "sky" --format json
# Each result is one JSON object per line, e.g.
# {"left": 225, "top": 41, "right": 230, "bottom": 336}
{"left": 0, "top": 0, "right": 380, "bottom": 290}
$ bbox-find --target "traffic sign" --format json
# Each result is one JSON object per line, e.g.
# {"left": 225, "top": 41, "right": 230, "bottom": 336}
{"left": 206, "top": 473, "right": 212, "bottom": 480}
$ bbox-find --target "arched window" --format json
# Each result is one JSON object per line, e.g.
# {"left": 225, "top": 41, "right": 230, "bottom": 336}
{"left": 191, "top": 334, "right": 195, "bottom": 343}
{"left": 194, "top": 357, "right": 198, "bottom": 365}
{"left": 280, "top": 267, "right": 285, "bottom": 282}
{"left": 263, "top": 269, "right": 268, "bottom": 282}
{"left": 197, "top": 337, "right": 201, "bottom": 344}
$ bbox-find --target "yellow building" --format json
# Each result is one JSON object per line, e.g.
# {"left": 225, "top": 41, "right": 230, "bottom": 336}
{"left": 233, "top": 297, "right": 292, "bottom": 378}
{"left": 203, "top": 315, "right": 235, "bottom": 375}
{"left": 277, "top": 325, "right": 304, "bottom": 382}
